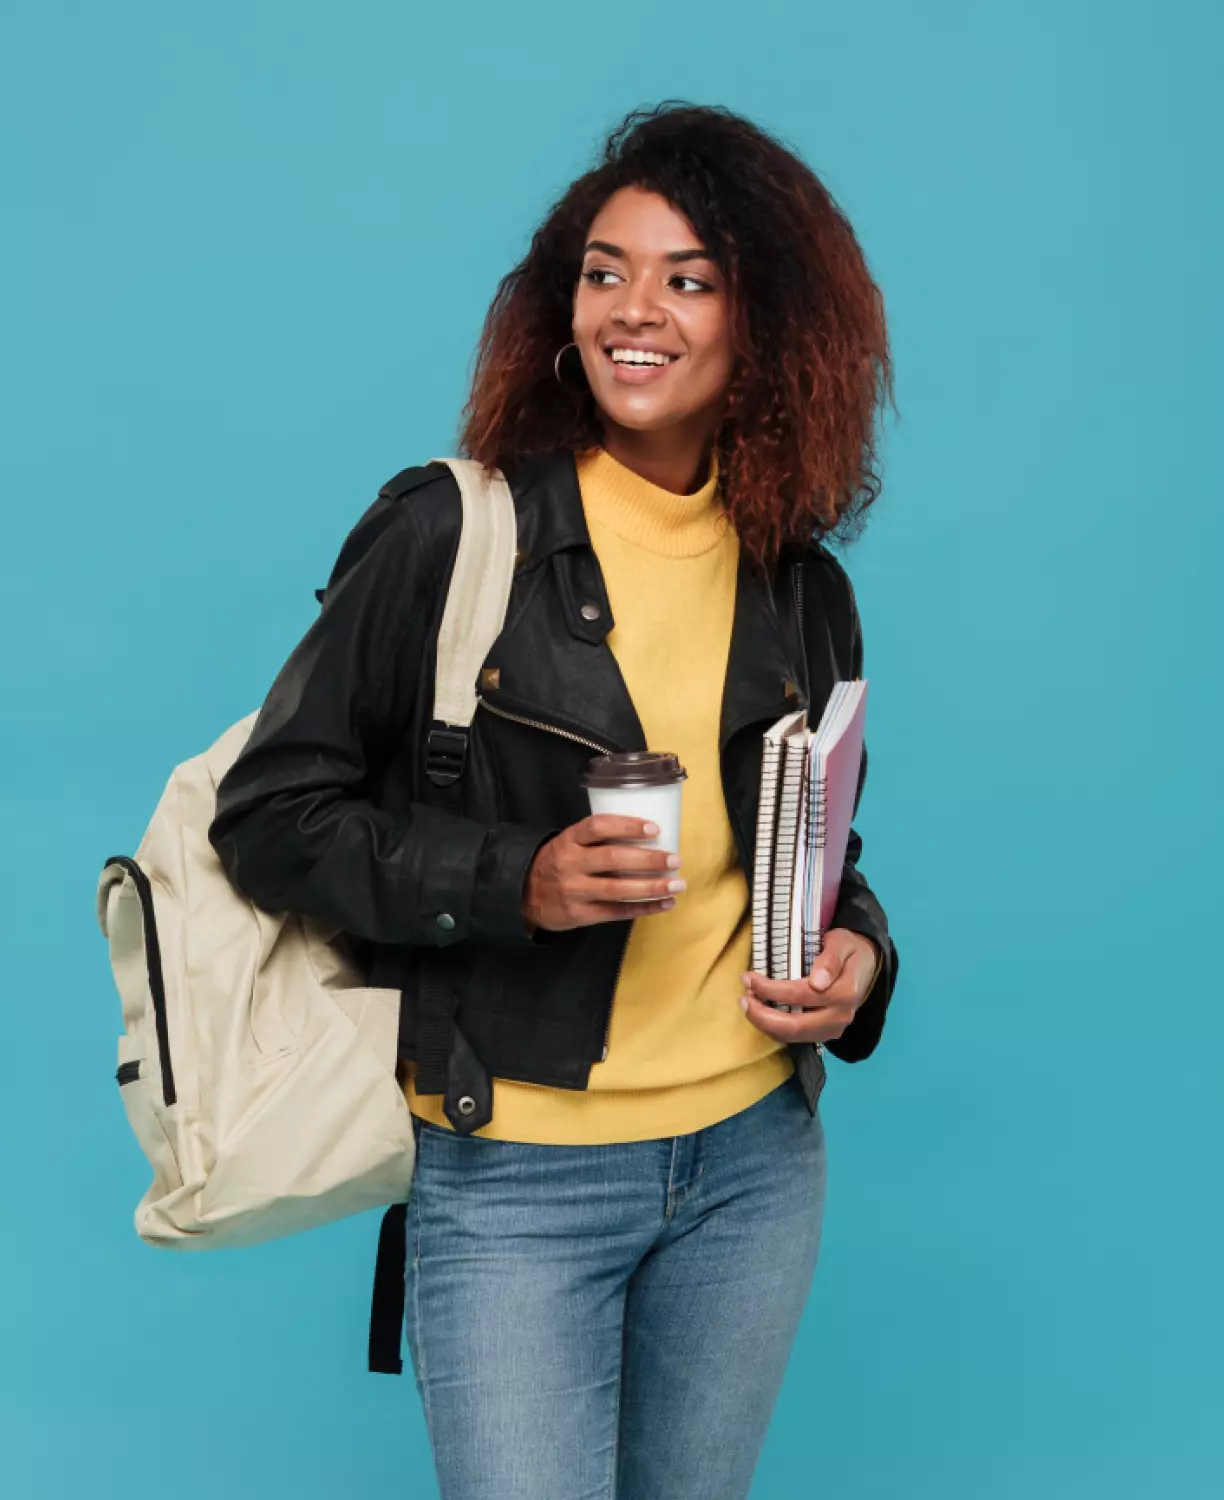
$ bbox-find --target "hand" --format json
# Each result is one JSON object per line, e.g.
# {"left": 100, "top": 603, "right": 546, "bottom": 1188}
{"left": 738, "top": 929, "right": 880, "bottom": 1046}
{"left": 523, "top": 815, "right": 684, "bottom": 932}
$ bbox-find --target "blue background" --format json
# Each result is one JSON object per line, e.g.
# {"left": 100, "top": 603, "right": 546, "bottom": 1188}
{"left": 3, "top": 2, "right": 1221, "bottom": 1495}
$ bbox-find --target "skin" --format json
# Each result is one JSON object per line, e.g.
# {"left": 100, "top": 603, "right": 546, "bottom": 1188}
{"left": 522, "top": 186, "right": 879, "bottom": 1045}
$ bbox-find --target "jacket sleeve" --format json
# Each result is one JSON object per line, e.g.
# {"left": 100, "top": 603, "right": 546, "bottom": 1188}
{"left": 207, "top": 477, "right": 552, "bottom": 951}
{"left": 811, "top": 547, "right": 900, "bottom": 1063}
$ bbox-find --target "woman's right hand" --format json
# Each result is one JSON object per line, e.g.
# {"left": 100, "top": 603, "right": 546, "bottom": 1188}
{"left": 522, "top": 815, "right": 685, "bottom": 932}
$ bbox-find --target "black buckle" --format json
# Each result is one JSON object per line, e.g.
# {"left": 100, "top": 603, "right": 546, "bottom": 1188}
{"left": 425, "top": 723, "right": 468, "bottom": 787}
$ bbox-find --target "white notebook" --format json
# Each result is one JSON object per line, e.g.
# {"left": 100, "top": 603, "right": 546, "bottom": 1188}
{"left": 750, "top": 709, "right": 806, "bottom": 976}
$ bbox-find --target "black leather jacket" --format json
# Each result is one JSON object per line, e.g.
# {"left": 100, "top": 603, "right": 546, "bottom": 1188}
{"left": 208, "top": 448, "right": 898, "bottom": 1134}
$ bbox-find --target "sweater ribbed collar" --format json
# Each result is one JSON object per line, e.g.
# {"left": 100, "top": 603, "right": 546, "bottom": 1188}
{"left": 574, "top": 445, "right": 730, "bottom": 559}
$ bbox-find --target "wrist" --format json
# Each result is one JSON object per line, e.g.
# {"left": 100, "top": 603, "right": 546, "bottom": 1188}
{"left": 861, "top": 937, "right": 883, "bottom": 998}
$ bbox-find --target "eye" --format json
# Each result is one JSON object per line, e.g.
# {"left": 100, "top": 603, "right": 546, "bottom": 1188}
{"left": 581, "top": 267, "right": 622, "bottom": 286}
{"left": 671, "top": 273, "right": 714, "bottom": 293}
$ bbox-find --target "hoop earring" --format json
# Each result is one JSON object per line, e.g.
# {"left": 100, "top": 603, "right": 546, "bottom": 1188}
{"left": 554, "top": 341, "right": 581, "bottom": 387}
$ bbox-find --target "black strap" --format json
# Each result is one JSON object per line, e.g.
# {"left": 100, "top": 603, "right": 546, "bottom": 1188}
{"left": 414, "top": 960, "right": 459, "bottom": 1093}
{"left": 413, "top": 736, "right": 469, "bottom": 1092}
{"left": 368, "top": 1201, "right": 409, "bottom": 1375}
{"left": 367, "top": 734, "right": 468, "bottom": 1375}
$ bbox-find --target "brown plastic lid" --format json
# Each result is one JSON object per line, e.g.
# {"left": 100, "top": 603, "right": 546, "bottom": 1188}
{"left": 580, "top": 751, "right": 688, "bottom": 789}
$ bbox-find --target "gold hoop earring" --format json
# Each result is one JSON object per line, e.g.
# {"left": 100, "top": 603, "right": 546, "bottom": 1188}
{"left": 554, "top": 341, "right": 581, "bottom": 386}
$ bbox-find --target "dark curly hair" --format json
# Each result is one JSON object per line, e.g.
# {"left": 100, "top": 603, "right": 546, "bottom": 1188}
{"left": 459, "top": 101, "right": 895, "bottom": 568}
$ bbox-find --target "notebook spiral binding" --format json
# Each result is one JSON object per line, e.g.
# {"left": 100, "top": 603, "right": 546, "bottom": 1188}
{"left": 806, "top": 776, "right": 829, "bottom": 848}
{"left": 801, "top": 774, "right": 830, "bottom": 973}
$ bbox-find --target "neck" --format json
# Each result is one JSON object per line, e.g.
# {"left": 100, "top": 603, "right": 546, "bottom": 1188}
{"left": 598, "top": 419, "right": 718, "bottom": 496}
{"left": 576, "top": 444, "right": 725, "bottom": 557}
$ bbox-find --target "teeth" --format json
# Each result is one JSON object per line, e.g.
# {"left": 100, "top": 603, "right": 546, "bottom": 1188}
{"left": 609, "top": 348, "right": 673, "bottom": 365}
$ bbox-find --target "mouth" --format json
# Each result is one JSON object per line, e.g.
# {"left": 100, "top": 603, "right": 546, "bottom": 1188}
{"left": 600, "top": 342, "right": 682, "bottom": 384}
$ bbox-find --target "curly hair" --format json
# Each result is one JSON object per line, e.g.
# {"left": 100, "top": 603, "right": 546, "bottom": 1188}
{"left": 459, "top": 102, "right": 895, "bottom": 568}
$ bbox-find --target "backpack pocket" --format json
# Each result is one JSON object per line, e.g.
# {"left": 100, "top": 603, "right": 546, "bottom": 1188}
{"left": 100, "top": 856, "right": 177, "bottom": 1105}
{"left": 115, "top": 1031, "right": 183, "bottom": 1194}
{"left": 101, "top": 858, "right": 187, "bottom": 1198}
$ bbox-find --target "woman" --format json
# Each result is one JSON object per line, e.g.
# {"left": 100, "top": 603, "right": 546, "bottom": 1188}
{"left": 209, "top": 101, "right": 899, "bottom": 1500}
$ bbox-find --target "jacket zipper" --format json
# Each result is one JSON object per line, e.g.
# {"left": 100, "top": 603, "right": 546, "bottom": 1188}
{"left": 792, "top": 556, "right": 805, "bottom": 641}
{"left": 476, "top": 695, "right": 623, "bottom": 1061}
{"left": 601, "top": 930, "right": 631, "bottom": 1062}
{"left": 476, "top": 697, "right": 614, "bottom": 756}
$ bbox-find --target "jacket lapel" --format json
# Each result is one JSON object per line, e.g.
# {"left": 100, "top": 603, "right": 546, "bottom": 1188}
{"left": 720, "top": 555, "right": 808, "bottom": 749}
{"left": 480, "top": 450, "right": 645, "bottom": 753}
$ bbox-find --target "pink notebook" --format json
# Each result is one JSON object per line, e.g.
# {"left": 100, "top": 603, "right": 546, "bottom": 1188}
{"left": 752, "top": 680, "right": 868, "bottom": 1006}
{"left": 802, "top": 680, "right": 868, "bottom": 971}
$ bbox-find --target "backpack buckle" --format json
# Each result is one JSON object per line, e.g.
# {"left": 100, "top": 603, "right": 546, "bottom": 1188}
{"left": 425, "top": 723, "right": 469, "bottom": 787}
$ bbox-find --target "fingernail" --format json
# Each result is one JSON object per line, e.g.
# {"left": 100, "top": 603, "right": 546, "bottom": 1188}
{"left": 665, "top": 854, "right": 682, "bottom": 869}
{"left": 739, "top": 973, "right": 753, "bottom": 987}
{"left": 810, "top": 969, "right": 830, "bottom": 990}
{"left": 739, "top": 995, "right": 749, "bottom": 1011}
{"left": 667, "top": 879, "right": 686, "bottom": 893}
{"left": 643, "top": 822, "right": 659, "bottom": 837}
{"left": 662, "top": 899, "right": 676, "bottom": 909}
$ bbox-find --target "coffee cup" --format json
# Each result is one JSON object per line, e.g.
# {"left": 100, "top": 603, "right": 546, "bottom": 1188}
{"left": 580, "top": 751, "right": 687, "bottom": 901}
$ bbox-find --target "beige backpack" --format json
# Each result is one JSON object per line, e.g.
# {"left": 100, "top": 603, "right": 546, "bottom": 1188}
{"left": 96, "top": 458, "right": 517, "bottom": 1250}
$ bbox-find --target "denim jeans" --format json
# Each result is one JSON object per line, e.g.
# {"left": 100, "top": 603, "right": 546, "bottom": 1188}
{"left": 404, "top": 1071, "right": 827, "bottom": 1500}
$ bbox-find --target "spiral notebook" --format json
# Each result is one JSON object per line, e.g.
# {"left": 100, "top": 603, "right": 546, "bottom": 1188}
{"left": 751, "top": 681, "right": 869, "bottom": 999}
{"left": 750, "top": 709, "right": 806, "bottom": 979}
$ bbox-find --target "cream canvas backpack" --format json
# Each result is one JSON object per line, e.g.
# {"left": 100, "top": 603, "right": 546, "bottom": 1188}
{"left": 96, "top": 458, "right": 517, "bottom": 1250}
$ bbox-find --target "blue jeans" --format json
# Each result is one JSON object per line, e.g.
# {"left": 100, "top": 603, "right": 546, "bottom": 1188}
{"left": 405, "top": 1072, "right": 827, "bottom": 1500}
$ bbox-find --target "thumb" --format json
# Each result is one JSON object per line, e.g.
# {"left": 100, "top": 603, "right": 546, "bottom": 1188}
{"left": 809, "top": 938, "right": 850, "bottom": 993}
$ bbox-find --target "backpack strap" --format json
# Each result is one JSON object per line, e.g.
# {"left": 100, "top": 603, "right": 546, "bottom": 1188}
{"left": 369, "top": 1200, "right": 409, "bottom": 1374}
{"left": 423, "top": 457, "right": 518, "bottom": 788}
{"left": 414, "top": 455, "right": 517, "bottom": 1101}
{"left": 369, "top": 459, "right": 518, "bottom": 1379}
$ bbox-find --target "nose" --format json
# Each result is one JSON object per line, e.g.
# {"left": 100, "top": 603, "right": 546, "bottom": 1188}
{"left": 611, "top": 271, "right": 665, "bottom": 329}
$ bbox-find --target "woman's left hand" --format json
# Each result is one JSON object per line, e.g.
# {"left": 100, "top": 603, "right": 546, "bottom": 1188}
{"left": 739, "top": 929, "right": 880, "bottom": 1045}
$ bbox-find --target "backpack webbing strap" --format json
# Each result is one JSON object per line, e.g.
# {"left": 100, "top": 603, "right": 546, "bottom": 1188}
{"left": 369, "top": 1202, "right": 408, "bottom": 1374}
{"left": 370, "top": 460, "right": 516, "bottom": 1376}
{"left": 424, "top": 457, "right": 517, "bottom": 789}
{"left": 413, "top": 964, "right": 459, "bottom": 1096}
{"left": 414, "top": 457, "right": 517, "bottom": 1099}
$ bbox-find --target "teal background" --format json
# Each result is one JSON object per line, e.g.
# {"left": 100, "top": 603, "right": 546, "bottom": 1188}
{"left": 3, "top": 2, "right": 1221, "bottom": 1495}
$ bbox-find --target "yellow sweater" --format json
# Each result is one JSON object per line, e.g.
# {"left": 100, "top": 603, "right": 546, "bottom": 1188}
{"left": 403, "top": 445, "right": 793, "bottom": 1141}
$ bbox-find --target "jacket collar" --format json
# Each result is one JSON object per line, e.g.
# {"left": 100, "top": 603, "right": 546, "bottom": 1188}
{"left": 503, "top": 448, "right": 593, "bottom": 565}
{"left": 497, "top": 447, "right": 809, "bottom": 750}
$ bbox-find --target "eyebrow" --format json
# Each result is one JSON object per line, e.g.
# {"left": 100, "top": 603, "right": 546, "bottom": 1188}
{"left": 583, "top": 239, "right": 715, "bottom": 265}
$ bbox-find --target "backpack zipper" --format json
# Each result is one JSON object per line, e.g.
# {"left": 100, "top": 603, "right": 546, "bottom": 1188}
{"left": 475, "top": 695, "right": 624, "bottom": 1060}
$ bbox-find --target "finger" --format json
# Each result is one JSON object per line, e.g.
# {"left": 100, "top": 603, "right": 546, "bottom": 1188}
{"left": 741, "top": 989, "right": 854, "bottom": 1042}
{"left": 572, "top": 814, "right": 661, "bottom": 846}
{"left": 580, "top": 874, "right": 686, "bottom": 904}
{"left": 573, "top": 897, "right": 676, "bottom": 926}
{"left": 741, "top": 970, "right": 813, "bottom": 1007}
{"left": 581, "top": 843, "right": 680, "bottom": 875}
{"left": 797, "top": 971, "right": 862, "bottom": 1009}
{"left": 808, "top": 944, "right": 850, "bottom": 995}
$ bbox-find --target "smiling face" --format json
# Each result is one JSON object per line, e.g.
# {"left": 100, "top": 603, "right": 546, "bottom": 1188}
{"left": 571, "top": 186, "right": 736, "bottom": 469}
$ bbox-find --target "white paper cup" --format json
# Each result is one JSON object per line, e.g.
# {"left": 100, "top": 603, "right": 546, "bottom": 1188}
{"left": 581, "top": 752, "right": 687, "bottom": 903}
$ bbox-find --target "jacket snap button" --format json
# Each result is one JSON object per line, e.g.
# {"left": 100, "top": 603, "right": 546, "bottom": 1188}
{"left": 436, "top": 912, "right": 456, "bottom": 932}
{"left": 457, "top": 1095, "right": 476, "bottom": 1116}
{"left": 580, "top": 602, "right": 601, "bottom": 622}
